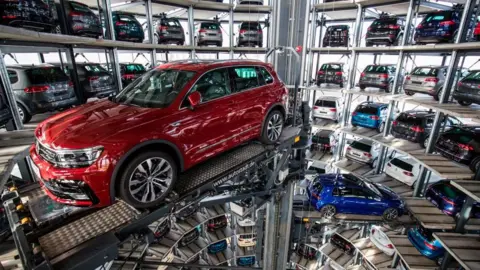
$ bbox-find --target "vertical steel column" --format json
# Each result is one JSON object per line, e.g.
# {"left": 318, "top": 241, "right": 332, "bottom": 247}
{"left": 145, "top": 0, "right": 157, "bottom": 65}
{"left": 262, "top": 199, "right": 277, "bottom": 269}
{"left": 188, "top": 6, "right": 195, "bottom": 59}
{"left": 275, "top": 182, "right": 294, "bottom": 270}
{"left": 305, "top": 6, "right": 317, "bottom": 86}
{"left": 0, "top": 49, "right": 23, "bottom": 130}
{"left": 101, "top": 0, "right": 115, "bottom": 40}
{"left": 229, "top": 0, "right": 234, "bottom": 59}
{"left": 255, "top": 209, "right": 265, "bottom": 267}
{"left": 299, "top": 0, "right": 312, "bottom": 86}
{"left": 38, "top": 53, "right": 45, "bottom": 63}
{"left": 108, "top": 48, "right": 123, "bottom": 91}
{"left": 314, "top": 14, "right": 325, "bottom": 80}
{"left": 413, "top": 166, "right": 428, "bottom": 197}
{"left": 65, "top": 47, "right": 84, "bottom": 103}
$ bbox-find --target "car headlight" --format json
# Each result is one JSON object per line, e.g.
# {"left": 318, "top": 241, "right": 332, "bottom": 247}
{"left": 55, "top": 146, "right": 104, "bottom": 168}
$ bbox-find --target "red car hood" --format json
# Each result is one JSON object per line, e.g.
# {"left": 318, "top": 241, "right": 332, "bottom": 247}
{"left": 35, "top": 100, "right": 161, "bottom": 149}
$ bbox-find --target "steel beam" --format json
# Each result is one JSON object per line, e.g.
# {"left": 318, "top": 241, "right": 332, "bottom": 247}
{"left": 188, "top": 6, "right": 196, "bottom": 58}
{"left": 229, "top": 0, "right": 234, "bottom": 59}
{"left": 262, "top": 199, "right": 277, "bottom": 269}
{"left": 145, "top": 0, "right": 157, "bottom": 65}
{"left": 275, "top": 182, "right": 294, "bottom": 270}
{"left": 413, "top": 166, "right": 428, "bottom": 197}
{"left": 305, "top": 7, "right": 317, "bottom": 85}
{"left": 299, "top": 0, "right": 312, "bottom": 87}
{"left": 112, "top": 1, "right": 144, "bottom": 11}
{"left": 0, "top": 49, "right": 23, "bottom": 129}
{"left": 101, "top": 0, "right": 115, "bottom": 40}
{"left": 419, "top": 0, "right": 451, "bottom": 11}
{"left": 364, "top": 8, "right": 379, "bottom": 19}
{"left": 108, "top": 48, "right": 123, "bottom": 92}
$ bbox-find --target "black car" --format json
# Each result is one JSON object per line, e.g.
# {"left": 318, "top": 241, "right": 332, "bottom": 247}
{"left": 153, "top": 219, "right": 170, "bottom": 240}
{"left": 366, "top": 16, "right": 404, "bottom": 46}
{"left": 154, "top": 17, "right": 185, "bottom": 45}
{"left": 330, "top": 234, "right": 354, "bottom": 256}
{"left": 207, "top": 215, "right": 228, "bottom": 231}
{"left": 175, "top": 204, "right": 199, "bottom": 221}
{"left": 56, "top": 1, "right": 102, "bottom": 38}
{"left": 414, "top": 10, "right": 461, "bottom": 44}
{"left": 296, "top": 243, "right": 316, "bottom": 260}
{"left": 435, "top": 125, "right": 480, "bottom": 172}
{"left": 311, "top": 130, "right": 333, "bottom": 153}
{"left": 0, "top": 0, "right": 55, "bottom": 32}
{"left": 112, "top": 12, "right": 144, "bottom": 42}
{"left": 179, "top": 227, "right": 200, "bottom": 247}
{"left": 392, "top": 111, "right": 463, "bottom": 148}
{"left": 52, "top": 62, "right": 116, "bottom": 101}
{"left": 454, "top": 70, "right": 480, "bottom": 106}
{"left": 316, "top": 62, "right": 344, "bottom": 87}
{"left": 7, "top": 64, "right": 78, "bottom": 123}
{"left": 0, "top": 86, "right": 12, "bottom": 127}
{"left": 323, "top": 25, "right": 349, "bottom": 47}
{"left": 120, "top": 63, "right": 146, "bottom": 86}
{"left": 359, "top": 64, "right": 397, "bottom": 92}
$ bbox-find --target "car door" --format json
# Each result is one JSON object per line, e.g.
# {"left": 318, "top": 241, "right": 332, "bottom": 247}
{"left": 362, "top": 188, "right": 387, "bottom": 215}
{"left": 228, "top": 66, "right": 268, "bottom": 143}
{"left": 176, "top": 67, "right": 238, "bottom": 165}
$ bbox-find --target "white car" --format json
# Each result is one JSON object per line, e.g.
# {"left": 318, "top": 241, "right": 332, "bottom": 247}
{"left": 345, "top": 139, "right": 380, "bottom": 167}
{"left": 313, "top": 96, "right": 342, "bottom": 122}
{"left": 385, "top": 156, "right": 441, "bottom": 187}
{"left": 237, "top": 218, "right": 255, "bottom": 227}
{"left": 369, "top": 225, "right": 395, "bottom": 256}
{"left": 237, "top": 233, "right": 256, "bottom": 247}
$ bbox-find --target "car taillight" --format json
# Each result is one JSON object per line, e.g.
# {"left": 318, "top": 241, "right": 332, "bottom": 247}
{"left": 199, "top": 29, "right": 207, "bottom": 33}
{"left": 122, "top": 74, "right": 135, "bottom": 80}
{"left": 416, "top": 24, "right": 423, "bottom": 29}
{"left": 360, "top": 72, "right": 366, "bottom": 77}
{"left": 2, "top": 15, "right": 16, "bottom": 19}
{"left": 410, "top": 126, "right": 424, "bottom": 132}
{"left": 239, "top": 29, "right": 246, "bottom": 34}
{"left": 115, "top": 21, "right": 127, "bottom": 26}
{"left": 387, "top": 163, "right": 391, "bottom": 167}
{"left": 458, "top": 81, "right": 463, "bottom": 86}
{"left": 313, "top": 106, "right": 319, "bottom": 109}
{"left": 258, "top": 30, "right": 262, "bottom": 33}
{"left": 367, "top": 27, "right": 372, "bottom": 31}
{"left": 379, "top": 74, "right": 388, "bottom": 79}
{"left": 389, "top": 25, "right": 400, "bottom": 29}
{"left": 424, "top": 241, "right": 438, "bottom": 250}
{"left": 405, "top": 76, "right": 411, "bottom": 81}
{"left": 364, "top": 152, "right": 372, "bottom": 158}
{"left": 160, "top": 26, "right": 168, "bottom": 31}
{"left": 458, "top": 143, "right": 474, "bottom": 151}
{"left": 347, "top": 147, "right": 352, "bottom": 151}
{"left": 69, "top": 11, "right": 82, "bottom": 17}
{"left": 335, "top": 71, "right": 343, "bottom": 76}
{"left": 425, "top": 77, "right": 439, "bottom": 83}
{"left": 403, "top": 171, "right": 414, "bottom": 177}
{"left": 371, "top": 228, "right": 376, "bottom": 234}
{"left": 442, "top": 196, "right": 456, "bottom": 205}
{"left": 312, "top": 192, "right": 321, "bottom": 200}
{"left": 393, "top": 121, "right": 398, "bottom": 126}
{"left": 89, "top": 76, "right": 99, "bottom": 81}
{"left": 352, "top": 112, "right": 357, "bottom": 116}
{"left": 24, "top": 85, "right": 49, "bottom": 93}
{"left": 330, "top": 108, "right": 337, "bottom": 112}
{"left": 318, "top": 71, "right": 325, "bottom": 75}
{"left": 68, "top": 81, "right": 74, "bottom": 87}
{"left": 387, "top": 244, "right": 394, "bottom": 249}
{"left": 370, "top": 115, "right": 379, "bottom": 120}
{"left": 439, "top": 20, "right": 455, "bottom": 27}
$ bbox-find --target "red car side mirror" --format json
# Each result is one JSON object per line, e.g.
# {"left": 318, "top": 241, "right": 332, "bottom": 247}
{"left": 188, "top": 91, "right": 201, "bottom": 110}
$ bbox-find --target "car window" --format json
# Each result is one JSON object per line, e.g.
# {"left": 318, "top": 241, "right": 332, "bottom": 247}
{"left": 240, "top": 23, "right": 261, "bottom": 30}
{"left": 70, "top": 2, "right": 92, "bottom": 13}
{"left": 333, "top": 187, "right": 353, "bottom": 197}
{"left": 83, "top": 64, "right": 108, "bottom": 73}
{"left": 350, "top": 141, "right": 372, "bottom": 152}
{"left": 464, "top": 71, "right": 480, "bottom": 81}
{"left": 118, "top": 15, "right": 136, "bottom": 22}
{"left": 26, "top": 67, "right": 69, "bottom": 84}
{"left": 258, "top": 67, "right": 273, "bottom": 84}
{"left": 193, "top": 68, "right": 231, "bottom": 102}
{"left": 201, "top": 23, "right": 220, "bottom": 30}
{"left": 390, "top": 158, "right": 413, "bottom": 171}
{"left": 232, "top": 66, "right": 262, "bottom": 91}
{"left": 355, "top": 104, "right": 378, "bottom": 114}
{"left": 412, "top": 67, "right": 438, "bottom": 77}
{"left": 364, "top": 65, "right": 389, "bottom": 73}
{"left": 115, "top": 69, "right": 195, "bottom": 108}
{"left": 448, "top": 117, "right": 462, "bottom": 126}
{"left": 7, "top": 70, "right": 18, "bottom": 84}
{"left": 424, "top": 11, "right": 452, "bottom": 22}
{"left": 161, "top": 19, "right": 181, "bottom": 27}
{"left": 315, "top": 99, "right": 336, "bottom": 107}
{"left": 371, "top": 18, "right": 397, "bottom": 27}
{"left": 321, "top": 64, "right": 342, "bottom": 71}
{"left": 426, "top": 118, "right": 433, "bottom": 128}
{"left": 124, "top": 64, "right": 146, "bottom": 74}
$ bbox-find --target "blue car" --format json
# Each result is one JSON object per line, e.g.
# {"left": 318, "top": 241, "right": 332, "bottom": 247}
{"left": 237, "top": 256, "right": 255, "bottom": 266}
{"left": 425, "top": 181, "right": 480, "bottom": 218}
{"left": 207, "top": 239, "right": 228, "bottom": 254}
{"left": 414, "top": 10, "right": 460, "bottom": 44}
{"left": 408, "top": 226, "right": 444, "bottom": 264}
{"left": 307, "top": 174, "right": 404, "bottom": 221}
{"left": 351, "top": 102, "right": 389, "bottom": 133}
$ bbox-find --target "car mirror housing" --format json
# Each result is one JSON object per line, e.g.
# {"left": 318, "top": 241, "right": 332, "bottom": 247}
{"left": 188, "top": 91, "right": 201, "bottom": 110}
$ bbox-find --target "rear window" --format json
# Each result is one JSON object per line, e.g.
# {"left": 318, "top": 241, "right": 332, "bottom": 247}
{"left": 118, "top": 14, "right": 137, "bottom": 22}
{"left": 321, "top": 64, "right": 342, "bottom": 71}
{"left": 372, "top": 18, "right": 397, "bottom": 26}
{"left": 201, "top": 23, "right": 220, "bottom": 30}
{"left": 397, "top": 113, "right": 424, "bottom": 125}
{"left": 124, "top": 64, "right": 145, "bottom": 74}
{"left": 350, "top": 141, "right": 371, "bottom": 152}
{"left": 355, "top": 104, "right": 378, "bottom": 114}
{"left": 83, "top": 64, "right": 108, "bottom": 74}
{"left": 239, "top": 234, "right": 255, "bottom": 239}
{"left": 312, "top": 181, "right": 323, "bottom": 191}
{"left": 364, "top": 65, "right": 391, "bottom": 73}
{"left": 315, "top": 99, "right": 336, "bottom": 107}
{"left": 70, "top": 2, "right": 92, "bottom": 13}
{"left": 434, "top": 183, "right": 460, "bottom": 199}
{"left": 464, "top": 71, "right": 480, "bottom": 81}
{"left": 418, "top": 226, "right": 434, "bottom": 242}
{"left": 161, "top": 19, "right": 181, "bottom": 27}
{"left": 390, "top": 158, "right": 413, "bottom": 171}
{"left": 26, "top": 67, "right": 69, "bottom": 84}
{"left": 444, "top": 128, "right": 479, "bottom": 144}
{"left": 240, "top": 22, "right": 261, "bottom": 30}
{"left": 327, "top": 25, "right": 348, "bottom": 31}
{"left": 411, "top": 67, "right": 438, "bottom": 77}
{"left": 424, "top": 11, "right": 452, "bottom": 22}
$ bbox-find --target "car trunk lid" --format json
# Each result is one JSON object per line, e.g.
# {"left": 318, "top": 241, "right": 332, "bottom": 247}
{"left": 25, "top": 67, "right": 74, "bottom": 100}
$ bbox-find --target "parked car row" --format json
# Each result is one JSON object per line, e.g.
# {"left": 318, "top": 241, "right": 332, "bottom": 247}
{"left": 323, "top": 8, "right": 479, "bottom": 48}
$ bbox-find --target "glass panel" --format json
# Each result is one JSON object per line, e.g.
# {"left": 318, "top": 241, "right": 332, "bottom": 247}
{"left": 26, "top": 67, "right": 69, "bottom": 84}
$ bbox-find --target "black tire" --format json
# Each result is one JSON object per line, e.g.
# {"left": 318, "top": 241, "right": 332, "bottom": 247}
{"left": 370, "top": 157, "right": 378, "bottom": 169}
{"left": 434, "top": 87, "right": 444, "bottom": 101}
{"left": 339, "top": 82, "right": 344, "bottom": 88}
{"left": 259, "top": 42, "right": 263, "bottom": 48}
{"left": 394, "top": 34, "right": 403, "bottom": 46}
{"left": 386, "top": 83, "right": 392, "bottom": 93}
{"left": 366, "top": 41, "right": 373, "bottom": 47}
{"left": 260, "top": 110, "right": 284, "bottom": 144}
{"left": 458, "top": 100, "right": 472, "bottom": 106}
{"left": 469, "top": 156, "right": 480, "bottom": 172}
{"left": 405, "top": 91, "right": 414, "bottom": 96}
{"left": 17, "top": 103, "right": 31, "bottom": 124}
{"left": 118, "top": 151, "right": 177, "bottom": 209}
{"left": 352, "top": 122, "right": 358, "bottom": 128}
{"left": 217, "top": 41, "right": 222, "bottom": 47}
{"left": 316, "top": 81, "right": 321, "bottom": 86}
{"left": 320, "top": 204, "right": 336, "bottom": 219}
{"left": 377, "top": 122, "right": 385, "bottom": 133}
{"left": 421, "top": 134, "right": 430, "bottom": 149}
{"left": 359, "top": 85, "right": 366, "bottom": 90}
{"left": 383, "top": 207, "right": 399, "bottom": 221}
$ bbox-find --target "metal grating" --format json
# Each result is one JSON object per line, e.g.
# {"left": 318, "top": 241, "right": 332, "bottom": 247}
{"left": 173, "top": 144, "right": 266, "bottom": 194}
{"left": 39, "top": 201, "right": 138, "bottom": 259}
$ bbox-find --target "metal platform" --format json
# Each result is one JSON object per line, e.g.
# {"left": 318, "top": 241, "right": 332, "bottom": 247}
{"left": 388, "top": 235, "right": 438, "bottom": 270}
{"left": 450, "top": 180, "right": 480, "bottom": 203}
{"left": 367, "top": 174, "right": 413, "bottom": 198}
{"left": 433, "top": 232, "right": 480, "bottom": 270}
{"left": 293, "top": 209, "right": 414, "bottom": 225}
{"left": 334, "top": 159, "right": 374, "bottom": 176}
{"left": 353, "top": 237, "right": 393, "bottom": 270}
{"left": 404, "top": 197, "right": 480, "bottom": 231}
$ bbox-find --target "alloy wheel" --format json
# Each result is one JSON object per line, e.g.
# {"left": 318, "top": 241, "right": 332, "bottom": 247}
{"left": 321, "top": 205, "right": 335, "bottom": 218}
{"left": 128, "top": 157, "right": 173, "bottom": 203}
{"left": 423, "top": 136, "right": 429, "bottom": 148}
{"left": 267, "top": 113, "right": 283, "bottom": 141}
{"left": 17, "top": 107, "right": 24, "bottom": 122}
{"left": 384, "top": 208, "right": 398, "bottom": 221}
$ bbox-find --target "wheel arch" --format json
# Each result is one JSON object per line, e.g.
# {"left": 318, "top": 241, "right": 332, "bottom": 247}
{"left": 260, "top": 103, "right": 286, "bottom": 133}
{"left": 109, "top": 140, "right": 184, "bottom": 204}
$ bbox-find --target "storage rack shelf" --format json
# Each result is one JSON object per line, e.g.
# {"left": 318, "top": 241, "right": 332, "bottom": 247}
{"left": 387, "top": 235, "right": 438, "bottom": 270}
{"left": 353, "top": 237, "right": 393, "bottom": 269}
{"left": 293, "top": 209, "right": 414, "bottom": 225}
{"left": 433, "top": 233, "right": 480, "bottom": 270}
{"left": 319, "top": 228, "right": 362, "bottom": 270}
{"left": 450, "top": 180, "right": 480, "bottom": 203}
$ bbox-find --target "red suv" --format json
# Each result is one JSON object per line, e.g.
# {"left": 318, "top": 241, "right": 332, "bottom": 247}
{"left": 30, "top": 60, "right": 288, "bottom": 208}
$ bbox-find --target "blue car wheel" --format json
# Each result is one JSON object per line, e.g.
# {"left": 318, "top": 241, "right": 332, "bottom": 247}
{"left": 383, "top": 208, "right": 399, "bottom": 221}
{"left": 320, "top": 204, "right": 336, "bottom": 218}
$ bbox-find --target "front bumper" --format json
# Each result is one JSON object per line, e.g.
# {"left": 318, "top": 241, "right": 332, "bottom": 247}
{"left": 29, "top": 144, "right": 113, "bottom": 207}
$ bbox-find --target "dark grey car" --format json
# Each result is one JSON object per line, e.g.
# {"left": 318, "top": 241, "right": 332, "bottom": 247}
{"left": 237, "top": 22, "right": 263, "bottom": 47}
{"left": 6, "top": 65, "right": 78, "bottom": 123}
{"left": 154, "top": 17, "right": 185, "bottom": 45}
{"left": 52, "top": 63, "right": 116, "bottom": 102}
{"left": 359, "top": 64, "right": 398, "bottom": 92}
{"left": 197, "top": 22, "right": 222, "bottom": 46}
{"left": 404, "top": 66, "right": 447, "bottom": 100}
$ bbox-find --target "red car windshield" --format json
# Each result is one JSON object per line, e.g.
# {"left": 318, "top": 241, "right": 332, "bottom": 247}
{"left": 115, "top": 69, "right": 195, "bottom": 108}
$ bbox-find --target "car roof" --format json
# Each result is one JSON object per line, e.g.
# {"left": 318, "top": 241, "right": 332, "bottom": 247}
{"left": 359, "top": 102, "right": 386, "bottom": 108}
{"left": 157, "top": 59, "right": 269, "bottom": 72}
{"left": 315, "top": 130, "right": 333, "bottom": 137}
{"left": 316, "top": 174, "right": 365, "bottom": 187}
{"left": 414, "top": 65, "right": 447, "bottom": 69}
{"left": 323, "top": 62, "right": 344, "bottom": 65}
{"left": 367, "top": 64, "right": 396, "bottom": 67}
{"left": 390, "top": 155, "right": 416, "bottom": 165}
{"left": 351, "top": 139, "right": 373, "bottom": 146}
{"left": 317, "top": 96, "right": 340, "bottom": 101}
{"left": 7, "top": 63, "right": 55, "bottom": 69}
{"left": 402, "top": 110, "right": 434, "bottom": 117}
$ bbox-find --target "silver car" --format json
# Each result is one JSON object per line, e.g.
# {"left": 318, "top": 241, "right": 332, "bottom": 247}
{"left": 404, "top": 66, "right": 467, "bottom": 101}
{"left": 197, "top": 22, "right": 222, "bottom": 46}
{"left": 237, "top": 22, "right": 263, "bottom": 47}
